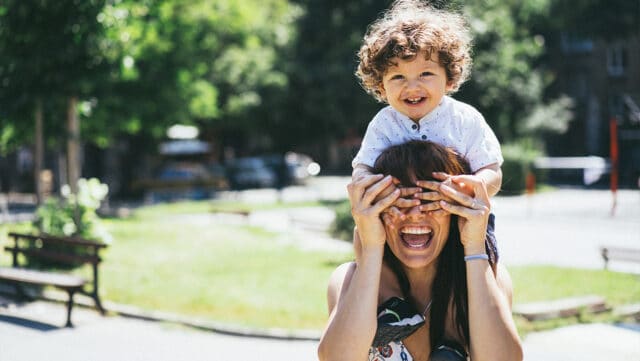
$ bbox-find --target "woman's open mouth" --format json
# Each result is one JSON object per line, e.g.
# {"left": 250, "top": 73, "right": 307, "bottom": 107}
{"left": 400, "top": 225, "right": 433, "bottom": 249}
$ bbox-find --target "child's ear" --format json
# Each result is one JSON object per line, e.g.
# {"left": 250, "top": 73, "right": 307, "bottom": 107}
{"left": 445, "top": 81, "right": 455, "bottom": 93}
{"left": 377, "top": 84, "right": 387, "bottom": 99}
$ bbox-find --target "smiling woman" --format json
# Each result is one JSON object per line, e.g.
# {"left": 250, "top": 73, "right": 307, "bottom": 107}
{"left": 318, "top": 140, "right": 522, "bottom": 361}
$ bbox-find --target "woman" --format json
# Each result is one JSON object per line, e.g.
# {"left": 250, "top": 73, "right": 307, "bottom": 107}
{"left": 318, "top": 141, "right": 522, "bottom": 361}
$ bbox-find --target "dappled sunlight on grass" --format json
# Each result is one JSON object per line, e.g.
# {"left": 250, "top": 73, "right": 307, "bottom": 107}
{"left": 100, "top": 212, "right": 351, "bottom": 330}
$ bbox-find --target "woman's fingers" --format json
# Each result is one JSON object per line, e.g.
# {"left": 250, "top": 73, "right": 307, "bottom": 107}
{"left": 415, "top": 180, "right": 440, "bottom": 191}
{"left": 362, "top": 175, "right": 396, "bottom": 205}
{"left": 413, "top": 190, "right": 444, "bottom": 202}
{"left": 383, "top": 205, "right": 405, "bottom": 220}
{"left": 371, "top": 187, "right": 401, "bottom": 214}
{"left": 347, "top": 173, "right": 384, "bottom": 203}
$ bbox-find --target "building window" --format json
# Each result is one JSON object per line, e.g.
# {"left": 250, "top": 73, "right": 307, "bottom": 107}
{"left": 560, "top": 33, "right": 593, "bottom": 54}
{"left": 607, "top": 45, "right": 627, "bottom": 77}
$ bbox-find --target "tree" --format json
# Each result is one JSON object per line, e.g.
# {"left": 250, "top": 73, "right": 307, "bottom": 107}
{"left": 1, "top": 0, "right": 301, "bottom": 195}
{"left": 89, "top": 0, "right": 300, "bottom": 150}
{"left": 0, "top": 0, "right": 113, "bottom": 200}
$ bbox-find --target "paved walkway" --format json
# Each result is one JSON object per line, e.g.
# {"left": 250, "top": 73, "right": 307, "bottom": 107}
{"left": 1, "top": 298, "right": 639, "bottom": 361}
{"left": 1, "top": 184, "right": 639, "bottom": 360}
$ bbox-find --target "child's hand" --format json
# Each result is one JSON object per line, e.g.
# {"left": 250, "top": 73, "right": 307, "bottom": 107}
{"left": 412, "top": 172, "right": 478, "bottom": 217}
{"left": 432, "top": 172, "right": 475, "bottom": 196}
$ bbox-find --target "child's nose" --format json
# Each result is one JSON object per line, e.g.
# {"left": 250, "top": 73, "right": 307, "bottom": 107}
{"left": 406, "top": 77, "right": 423, "bottom": 89}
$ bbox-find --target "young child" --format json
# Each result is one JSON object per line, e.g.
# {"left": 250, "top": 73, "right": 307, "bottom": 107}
{"left": 352, "top": 0, "right": 503, "bottom": 198}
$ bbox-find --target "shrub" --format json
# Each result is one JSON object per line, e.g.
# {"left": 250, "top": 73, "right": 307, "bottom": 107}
{"left": 330, "top": 200, "right": 354, "bottom": 242}
{"left": 501, "top": 142, "right": 543, "bottom": 195}
{"left": 31, "top": 178, "right": 111, "bottom": 268}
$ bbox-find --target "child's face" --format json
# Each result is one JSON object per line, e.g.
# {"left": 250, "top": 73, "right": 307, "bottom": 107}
{"left": 379, "top": 51, "right": 452, "bottom": 122}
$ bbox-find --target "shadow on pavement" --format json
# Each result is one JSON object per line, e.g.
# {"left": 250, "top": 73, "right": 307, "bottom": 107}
{"left": 0, "top": 314, "right": 59, "bottom": 332}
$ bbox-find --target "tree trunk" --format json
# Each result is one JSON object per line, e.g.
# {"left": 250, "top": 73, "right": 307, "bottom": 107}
{"left": 67, "top": 96, "right": 80, "bottom": 193}
{"left": 34, "top": 98, "right": 44, "bottom": 205}
{"left": 67, "top": 96, "right": 82, "bottom": 228}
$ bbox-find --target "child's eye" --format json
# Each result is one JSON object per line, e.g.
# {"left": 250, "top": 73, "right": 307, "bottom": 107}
{"left": 421, "top": 71, "right": 434, "bottom": 77}
{"left": 389, "top": 74, "right": 404, "bottom": 81}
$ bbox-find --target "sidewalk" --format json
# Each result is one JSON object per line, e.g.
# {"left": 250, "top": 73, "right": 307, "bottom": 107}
{"left": 1, "top": 298, "right": 638, "bottom": 361}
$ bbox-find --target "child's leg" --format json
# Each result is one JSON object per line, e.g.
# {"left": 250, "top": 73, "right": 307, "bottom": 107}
{"left": 485, "top": 213, "right": 499, "bottom": 265}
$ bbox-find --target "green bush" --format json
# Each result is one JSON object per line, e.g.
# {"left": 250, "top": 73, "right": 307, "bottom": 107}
{"left": 330, "top": 200, "right": 354, "bottom": 242}
{"left": 500, "top": 142, "right": 543, "bottom": 195}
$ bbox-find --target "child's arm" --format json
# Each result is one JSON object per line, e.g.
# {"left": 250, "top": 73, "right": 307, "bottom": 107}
{"left": 475, "top": 163, "right": 502, "bottom": 197}
{"left": 352, "top": 163, "right": 374, "bottom": 181}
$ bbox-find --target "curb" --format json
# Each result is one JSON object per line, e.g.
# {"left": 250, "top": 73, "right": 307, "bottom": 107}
{"left": 0, "top": 286, "right": 321, "bottom": 341}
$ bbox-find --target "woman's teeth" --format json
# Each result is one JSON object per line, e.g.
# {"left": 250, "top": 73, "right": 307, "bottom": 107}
{"left": 400, "top": 226, "right": 433, "bottom": 248}
{"left": 401, "top": 226, "right": 432, "bottom": 235}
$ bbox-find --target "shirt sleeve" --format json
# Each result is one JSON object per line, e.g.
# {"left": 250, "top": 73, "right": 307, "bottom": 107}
{"left": 352, "top": 116, "right": 393, "bottom": 169}
{"left": 463, "top": 110, "right": 503, "bottom": 172}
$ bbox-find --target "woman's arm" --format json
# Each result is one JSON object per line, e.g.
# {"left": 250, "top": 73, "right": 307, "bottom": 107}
{"left": 318, "top": 250, "right": 384, "bottom": 361}
{"left": 317, "top": 174, "right": 399, "bottom": 361}
{"left": 430, "top": 175, "right": 523, "bottom": 361}
{"left": 464, "top": 257, "right": 522, "bottom": 361}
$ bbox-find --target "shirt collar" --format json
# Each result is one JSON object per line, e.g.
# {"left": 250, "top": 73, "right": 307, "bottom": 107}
{"left": 391, "top": 96, "right": 449, "bottom": 130}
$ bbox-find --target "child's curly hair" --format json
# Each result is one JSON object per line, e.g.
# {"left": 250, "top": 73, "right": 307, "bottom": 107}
{"left": 356, "top": 0, "right": 472, "bottom": 102}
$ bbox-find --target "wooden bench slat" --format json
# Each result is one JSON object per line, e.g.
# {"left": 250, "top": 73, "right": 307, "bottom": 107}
{"left": 602, "top": 247, "right": 640, "bottom": 259}
{"left": 5, "top": 247, "right": 101, "bottom": 265}
{"left": 600, "top": 246, "right": 640, "bottom": 269}
{"left": 8, "top": 232, "right": 107, "bottom": 249}
{"left": 0, "top": 267, "right": 86, "bottom": 289}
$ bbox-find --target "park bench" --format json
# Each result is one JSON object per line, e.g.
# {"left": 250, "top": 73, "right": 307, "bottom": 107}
{"left": 600, "top": 246, "right": 640, "bottom": 270}
{"left": 0, "top": 232, "right": 108, "bottom": 327}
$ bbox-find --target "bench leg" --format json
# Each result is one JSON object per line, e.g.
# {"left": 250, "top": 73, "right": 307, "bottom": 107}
{"left": 65, "top": 290, "right": 76, "bottom": 328}
{"left": 92, "top": 292, "right": 106, "bottom": 315}
{"left": 14, "top": 282, "right": 27, "bottom": 299}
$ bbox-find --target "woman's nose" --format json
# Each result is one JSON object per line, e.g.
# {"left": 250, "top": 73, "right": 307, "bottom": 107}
{"left": 405, "top": 204, "right": 424, "bottom": 217}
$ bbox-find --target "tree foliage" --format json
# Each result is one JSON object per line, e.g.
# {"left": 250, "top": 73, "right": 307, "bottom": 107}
{"left": 0, "top": 0, "right": 300, "bottom": 152}
{"left": 89, "top": 0, "right": 300, "bottom": 146}
{"left": 0, "top": 0, "right": 112, "bottom": 152}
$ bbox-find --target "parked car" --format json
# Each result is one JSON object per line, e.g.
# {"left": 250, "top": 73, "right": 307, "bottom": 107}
{"left": 262, "top": 152, "right": 321, "bottom": 187}
{"left": 135, "top": 162, "right": 229, "bottom": 202}
{"left": 226, "top": 157, "right": 278, "bottom": 189}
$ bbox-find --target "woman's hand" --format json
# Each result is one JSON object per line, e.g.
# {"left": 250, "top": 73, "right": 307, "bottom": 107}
{"left": 347, "top": 174, "right": 400, "bottom": 251}
{"left": 416, "top": 174, "right": 490, "bottom": 254}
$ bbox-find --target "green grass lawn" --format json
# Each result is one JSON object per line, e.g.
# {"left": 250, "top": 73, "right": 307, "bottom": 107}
{"left": 98, "top": 203, "right": 352, "bottom": 330}
{"left": 1, "top": 199, "right": 639, "bottom": 333}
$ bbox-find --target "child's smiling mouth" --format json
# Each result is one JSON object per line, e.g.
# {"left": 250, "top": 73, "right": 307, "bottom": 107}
{"left": 405, "top": 97, "right": 426, "bottom": 105}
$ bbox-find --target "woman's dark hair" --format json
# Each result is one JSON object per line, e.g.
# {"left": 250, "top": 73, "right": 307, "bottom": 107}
{"left": 372, "top": 140, "right": 497, "bottom": 349}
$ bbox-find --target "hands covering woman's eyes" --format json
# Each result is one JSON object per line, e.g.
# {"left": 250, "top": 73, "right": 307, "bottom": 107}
{"left": 376, "top": 172, "right": 491, "bottom": 252}
{"left": 349, "top": 171, "right": 491, "bottom": 254}
{"left": 416, "top": 172, "right": 491, "bottom": 252}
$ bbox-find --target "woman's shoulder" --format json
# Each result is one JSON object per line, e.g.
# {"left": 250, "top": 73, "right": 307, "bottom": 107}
{"left": 326, "top": 262, "right": 357, "bottom": 310}
{"left": 329, "top": 261, "right": 357, "bottom": 285}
